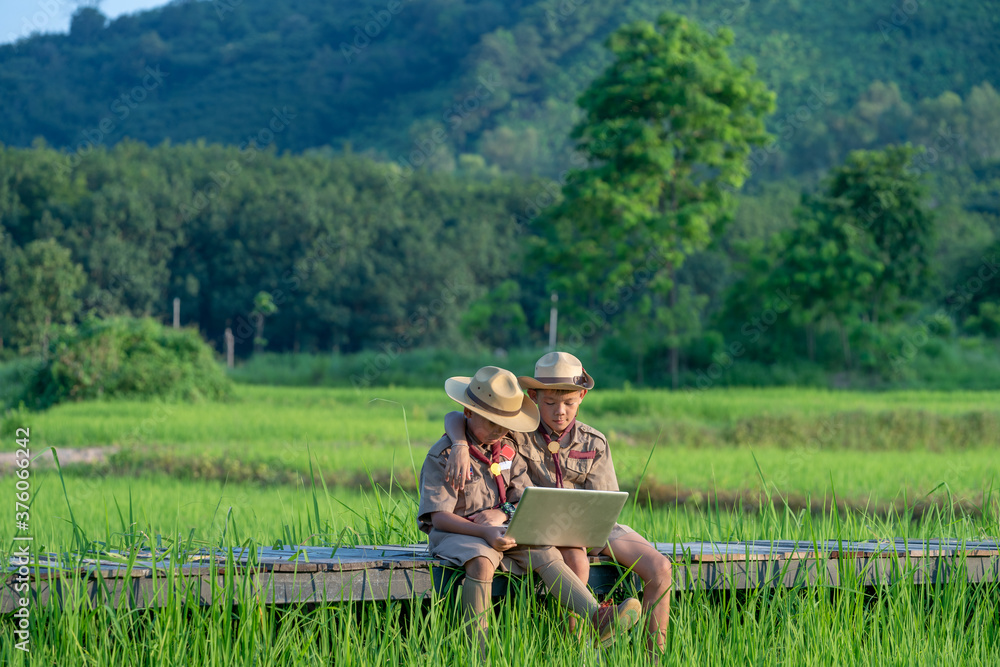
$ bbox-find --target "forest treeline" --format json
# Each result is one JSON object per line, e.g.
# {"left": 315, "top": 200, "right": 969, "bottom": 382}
{"left": 0, "top": 141, "right": 532, "bottom": 357}
{"left": 1, "top": 137, "right": 998, "bottom": 388}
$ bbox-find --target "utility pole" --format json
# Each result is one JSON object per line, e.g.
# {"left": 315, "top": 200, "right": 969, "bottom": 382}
{"left": 548, "top": 292, "right": 558, "bottom": 350}
{"left": 225, "top": 327, "right": 234, "bottom": 369}
{"left": 173, "top": 298, "right": 180, "bottom": 329}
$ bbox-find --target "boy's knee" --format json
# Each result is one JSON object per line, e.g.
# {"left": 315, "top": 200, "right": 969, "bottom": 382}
{"left": 567, "top": 553, "right": 590, "bottom": 580}
{"left": 657, "top": 557, "right": 673, "bottom": 579}
{"left": 465, "top": 557, "right": 496, "bottom": 581}
{"left": 649, "top": 556, "right": 672, "bottom": 585}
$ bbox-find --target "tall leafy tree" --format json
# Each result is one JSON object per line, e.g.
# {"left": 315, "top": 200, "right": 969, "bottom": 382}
{"left": 0, "top": 238, "right": 86, "bottom": 354}
{"left": 762, "top": 145, "right": 935, "bottom": 368}
{"left": 825, "top": 145, "right": 935, "bottom": 325}
{"left": 765, "top": 198, "right": 882, "bottom": 367}
{"left": 535, "top": 12, "right": 774, "bottom": 387}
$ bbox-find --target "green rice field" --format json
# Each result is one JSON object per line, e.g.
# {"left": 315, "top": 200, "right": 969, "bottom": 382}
{"left": 2, "top": 385, "right": 999, "bottom": 665}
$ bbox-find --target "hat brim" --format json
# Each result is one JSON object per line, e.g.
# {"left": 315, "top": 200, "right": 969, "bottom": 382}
{"left": 517, "top": 371, "right": 594, "bottom": 392}
{"left": 444, "top": 377, "right": 540, "bottom": 433}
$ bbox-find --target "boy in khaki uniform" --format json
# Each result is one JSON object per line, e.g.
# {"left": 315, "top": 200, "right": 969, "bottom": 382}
{"left": 419, "top": 365, "right": 641, "bottom": 652}
{"left": 444, "top": 353, "right": 672, "bottom": 659}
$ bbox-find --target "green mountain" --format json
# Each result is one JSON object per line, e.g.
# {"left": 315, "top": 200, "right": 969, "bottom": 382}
{"left": 3, "top": 1, "right": 1000, "bottom": 387}
{"left": 1, "top": 0, "right": 998, "bottom": 179}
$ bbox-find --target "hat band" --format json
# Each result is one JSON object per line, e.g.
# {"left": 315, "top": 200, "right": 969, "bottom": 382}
{"left": 465, "top": 387, "right": 520, "bottom": 418}
{"left": 536, "top": 374, "right": 587, "bottom": 385}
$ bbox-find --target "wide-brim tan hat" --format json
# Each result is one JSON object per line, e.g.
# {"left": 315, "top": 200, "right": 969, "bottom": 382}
{"left": 518, "top": 351, "right": 595, "bottom": 391}
{"left": 445, "top": 366, "right": 540, "bottom": 433}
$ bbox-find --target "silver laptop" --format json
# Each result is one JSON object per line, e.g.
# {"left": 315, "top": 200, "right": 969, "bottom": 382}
{"left": 503, "top": 487, "right": 629, "bottom": 548}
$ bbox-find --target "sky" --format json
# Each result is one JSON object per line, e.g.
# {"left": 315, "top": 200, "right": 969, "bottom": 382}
{"left": 1, "top": 0, "right": 170, "bottom": 45}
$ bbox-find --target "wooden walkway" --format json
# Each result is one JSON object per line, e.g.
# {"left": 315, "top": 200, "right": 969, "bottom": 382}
{"left": 3, "top": 540, "right": 998, "bottom": 612}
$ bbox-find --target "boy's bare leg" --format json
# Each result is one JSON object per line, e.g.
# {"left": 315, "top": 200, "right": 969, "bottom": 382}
{"left": 463, "top": 557, "right": 495, "bottom": 655}
{"left": 558, "top": 546, "right": 590, "bottom": 582}
{"left": 556, "top": 546, "right": 590, "bottom": 636}
{"left": 601, "top": 534, "right": 672, "bottom": 656}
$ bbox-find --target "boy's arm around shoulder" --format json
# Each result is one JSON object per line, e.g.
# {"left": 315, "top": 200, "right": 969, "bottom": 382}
{"left": 442, "top": 411, "right": 472, "bottom": 491}
{"left": 578, "top": 422, "right": 619, "bottom": 492}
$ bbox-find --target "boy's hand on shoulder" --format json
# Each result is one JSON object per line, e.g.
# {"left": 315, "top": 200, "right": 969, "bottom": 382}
{"left": 472, "top": 509, "right": 506, "bottom": 526}
{"left": 444, "top": 444, "right": 472, "bottom": 491}
{"left": 482, "top": 526, "right": 515, "bottom": 552}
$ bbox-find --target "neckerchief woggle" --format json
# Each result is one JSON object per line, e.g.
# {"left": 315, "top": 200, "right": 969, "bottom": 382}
{"left": 537, "top": 419, "right": 576, "bottom": 488}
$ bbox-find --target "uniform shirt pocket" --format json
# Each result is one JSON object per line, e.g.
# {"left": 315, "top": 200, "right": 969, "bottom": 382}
{"left": 562, "top": 449, "right": 595, "bottom": 484}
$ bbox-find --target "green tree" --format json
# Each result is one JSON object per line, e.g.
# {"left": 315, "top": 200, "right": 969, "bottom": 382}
{"left": 535, "top": 12, "right": 774, "bottom": 387}
{"left": 0, "top": 238, "right": 86, "bottom": 354}
{"left": 252, "top": 290, "right": 279, "bottom": 353}
{"left": 460, "top": 279, "right": 529, "bottom": 350}
{"left": 827, "top": 145, "right": 935, "bottom": 325}
{"left": 760, "top": 145, "right": 935, "bottom": 368}
{"left": 765, "top": 199, "right": 882, "bottom": 367}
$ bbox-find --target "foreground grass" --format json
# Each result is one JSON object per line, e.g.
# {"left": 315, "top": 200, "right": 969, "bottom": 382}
{"left": 1, "top": 472, "right": 998, "bottom": 666}
{"left": 4, "top": 579, "right": 999, "bottom": 666}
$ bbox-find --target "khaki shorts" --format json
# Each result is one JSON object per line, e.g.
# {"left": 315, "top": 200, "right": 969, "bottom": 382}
{"left": 587, "top": 522, "right": 635, "bottom": 557}
{"left": 428, "top": 528, "right": 563, "bottom": 575}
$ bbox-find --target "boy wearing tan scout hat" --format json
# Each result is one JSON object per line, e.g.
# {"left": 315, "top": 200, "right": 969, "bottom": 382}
{"left": 443, "top": 353, "right": 672, "bottom": 659}
{"left": 419, "top": 365, "right": 641, "bottom": 653}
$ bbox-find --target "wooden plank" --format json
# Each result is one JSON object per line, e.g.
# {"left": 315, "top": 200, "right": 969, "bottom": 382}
{"left": 5, "top": 542, "right": 999, "bottom": 611}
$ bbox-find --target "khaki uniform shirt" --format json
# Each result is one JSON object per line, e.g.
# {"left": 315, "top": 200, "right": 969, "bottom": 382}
{"left": 417, "top": 429, "right": 533, "bottom": 533}
{"left": 511, "top": 421, "right": 619, "bottom": 491}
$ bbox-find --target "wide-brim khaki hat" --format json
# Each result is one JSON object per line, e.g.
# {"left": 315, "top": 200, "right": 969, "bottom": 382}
{"left": 518, "top": 351, "right": 595, "bottom": 391}
{"left": 445, "top": 366, "right": 540, "bottom": 433}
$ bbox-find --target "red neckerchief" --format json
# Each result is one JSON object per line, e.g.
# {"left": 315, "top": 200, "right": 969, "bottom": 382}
{"left": 466, "top": 438, "right": 507, "bottom": 505}
{"left": 537, "top": 420, "right": 576, "bottom": 488}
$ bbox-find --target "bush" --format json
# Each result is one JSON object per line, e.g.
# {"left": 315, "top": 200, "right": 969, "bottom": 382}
{"left": 19, "top": 317, "right": 233, "bottom": 409}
